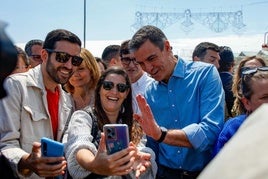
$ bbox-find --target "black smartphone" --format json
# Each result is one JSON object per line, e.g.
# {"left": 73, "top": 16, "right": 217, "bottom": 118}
{"left": 41, "top": 137, "right": 64, "bottom": 157}
{"left": 103, "top": 124, "right": 129, "bottom": 154}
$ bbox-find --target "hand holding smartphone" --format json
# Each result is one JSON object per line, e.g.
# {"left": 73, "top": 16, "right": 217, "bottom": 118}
{"left": 103, "top": 124, "right": 129, "bottom": 154}
{"left": 41, "top": 137, "right": 64, "bottom": 157}
{"left": 40, "top": 137, "right": 64, "bottom": 179}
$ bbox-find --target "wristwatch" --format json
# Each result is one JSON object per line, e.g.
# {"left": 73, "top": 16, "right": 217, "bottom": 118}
{"left": 156, "top": 126, "right": 167, "bottom": 143}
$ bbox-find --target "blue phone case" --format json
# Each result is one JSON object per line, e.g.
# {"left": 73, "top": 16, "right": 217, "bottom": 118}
{"left": 103, "top": 124, "right": 129, "bottom": 154}
{"left": 41, "top": 137, "right": 64, "bottom": 157}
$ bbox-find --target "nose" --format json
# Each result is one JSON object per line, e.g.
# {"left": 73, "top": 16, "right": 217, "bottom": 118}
{"left": 64, "top": 57, "right": 73, "bottom": 69}
{"left": 110, "top": 85, "right": 119, "bottom": 93}
{"left": 128, "top": 60, "right": 136, "bottom": 67}
{"left": 142, "top": 62, "right": 153, "bottom": 74}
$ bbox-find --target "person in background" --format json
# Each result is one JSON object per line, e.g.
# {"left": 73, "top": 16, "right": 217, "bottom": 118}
{"left": 24, "top": 39, "right": 44, "bottom": 68}
{"left": 95, "top": 56, "right": 107, "bottom": 74}
{"left": 192, "top": 41, "right": 220, "bottom": 69}
{"left": 218, "top": 46, "right": 235, "bottom": 119}
{"left": 120, "top": 39, "right": 154, "bottom": 114}
{"left": 129, "top": 25, "right": 224, "bottom": 179}
{"left": 11, "top": 46, "right": 31, "bottom": 74}
{"left": 0, "top": 20, "right": 17, "bottom": 99}
{"left": 231, "top": 55, "right": 266, "bottom": 116}
{"left": 198, "top": 103, "right": 268, "bottom": 179}
{"left": 101, "top": 44, "right": 122, "bottom": 68}
{"left": 0, "top": 20, "right": 18, "bottom": 178}
{"left": 0, "top": 29, "right": 82, "bottom": 178}
{"left": 65, "top": 67, "right": 157, "bottom": 179}
{"left": 213, "top": 66, "right": 268, "bottom": 157}
{"left": 64, "top": 48, "right": 101, "bottom": 110}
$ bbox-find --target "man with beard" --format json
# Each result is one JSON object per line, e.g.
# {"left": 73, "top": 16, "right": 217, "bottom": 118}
{"left": 0, "top": 29, "right": 82, "bottom": 178}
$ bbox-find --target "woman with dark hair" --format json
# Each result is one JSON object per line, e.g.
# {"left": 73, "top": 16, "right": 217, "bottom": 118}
{"left": 11, "top": 46, "right": 30, "bottom": 74}
{"left": 65, "top": 66, "right": 156, "bottom": 179}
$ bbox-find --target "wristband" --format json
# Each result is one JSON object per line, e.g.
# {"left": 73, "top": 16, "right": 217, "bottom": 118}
{"left": 156, "top": 126, "right": 167, "bottom": 143}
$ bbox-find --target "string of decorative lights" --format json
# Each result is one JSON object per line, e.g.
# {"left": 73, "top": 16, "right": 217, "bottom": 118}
{"left": 131, "top": 9, "right": 246, "bottom": 34}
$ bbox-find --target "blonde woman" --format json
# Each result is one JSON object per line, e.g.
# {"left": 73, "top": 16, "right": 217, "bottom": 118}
{"left": 231, "top": 56, "right": 266, "bottom": 116}
{"left": 65, "top": 48, "right": 101, "bottom": 110}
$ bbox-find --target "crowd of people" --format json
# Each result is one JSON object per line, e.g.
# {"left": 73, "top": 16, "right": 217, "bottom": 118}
{"left": 0, "top": 21, "right": 268, "bottom": 179}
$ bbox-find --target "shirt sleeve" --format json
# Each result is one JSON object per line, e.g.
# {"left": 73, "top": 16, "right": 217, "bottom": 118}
{"left": 0, "top": 77, "right": 28, "bottom": 176}
{"left": 183, "top": 66, "right": 225, "bottom": 151}
{"left": 64, "top": 110, "right": 98, "bottom": 179}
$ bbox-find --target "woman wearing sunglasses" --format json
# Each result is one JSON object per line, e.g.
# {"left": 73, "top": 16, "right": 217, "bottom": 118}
{"left": 213, "top": 65, "right": 268, "bottom": 157}
{"left": 65, "top": 66, "right": 157, "bottom": 179}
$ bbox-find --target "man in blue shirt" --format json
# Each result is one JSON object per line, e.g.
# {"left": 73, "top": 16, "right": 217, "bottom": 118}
{"left": 129, "top": 25, "right": 224, "bottom": 179}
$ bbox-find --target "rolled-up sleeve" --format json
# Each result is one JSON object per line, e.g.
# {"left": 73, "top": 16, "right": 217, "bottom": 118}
{"left": 65, "top": 110, "right": 98, "bottom": 179}
{"left": 183, "top": 66, "right": 225, "bottom": 151}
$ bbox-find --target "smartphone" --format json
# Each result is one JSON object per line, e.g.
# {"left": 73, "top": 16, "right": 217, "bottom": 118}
{"left": 41, "top": 137, "right": 64, "bottom": 157}
{"left": 103, "top": 124, "right": 129, "bottom": 154}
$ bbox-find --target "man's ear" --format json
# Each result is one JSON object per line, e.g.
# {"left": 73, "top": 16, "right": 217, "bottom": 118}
{"left": 193, "top": 56, "right": 200, "bottom": 62}
{"left": 109, "top": 58, "right": 116, "bottom": 65}
{"left": 41, "top": 49, "right": 48, "bottom": 62}
{"left": 241, "top": 97, "right": 252, "bottom": 112}
{"left": 164, "top": 40, "right": 171, "bottom": 52}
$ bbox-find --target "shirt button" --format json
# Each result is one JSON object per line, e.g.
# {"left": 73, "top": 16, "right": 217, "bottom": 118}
{"left": 172, "top": 104, "right": 175, "bottom": 107}
{"left": 177, "top": 150, "right": 180, "bottom": 154}
{"left": 169, "top": 90, "right": 172, "bottom": 93}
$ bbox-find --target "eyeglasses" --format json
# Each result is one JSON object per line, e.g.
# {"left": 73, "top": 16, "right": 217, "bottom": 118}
{"left": 46, "top": 49, "right": 83, "bottom": 66}
{"left": 102, "top": 81, "right": 129, "bottom": 93}
{"left": 121, "top": 57, "right": 139, "bottom": 66}
{"left": 29, "top": 55, "right": 42, "bottom": 61}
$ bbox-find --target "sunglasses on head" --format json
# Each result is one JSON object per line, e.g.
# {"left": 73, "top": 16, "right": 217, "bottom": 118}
{"left": 121, "top": 57, "right": 139, "bottom": 66}
{"left": 241, "top": 66, "right": 268, "bottom": 76}
{"left": 46, "top": 49, "right": 83, "bottom": 66}
{"left": 241, "top": 66, "right": 268, "bottom": 96}
{"left": 102, "top": 81, "right": 129, "bottom": 93}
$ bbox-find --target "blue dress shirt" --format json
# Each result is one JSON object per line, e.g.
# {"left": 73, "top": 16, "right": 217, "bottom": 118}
{"left": 145, "top": 59, "right": 225, "bottom": 171}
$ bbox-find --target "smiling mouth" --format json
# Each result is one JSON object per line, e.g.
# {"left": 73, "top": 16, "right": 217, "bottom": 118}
{"left": 151, "top": 70, "right": 158, "bottom": 77}
{"left": 107, "top": 96, "right": 119, "bottom": 101}
{"left": 59, "top": 68, "right": 72, "bottom": 76}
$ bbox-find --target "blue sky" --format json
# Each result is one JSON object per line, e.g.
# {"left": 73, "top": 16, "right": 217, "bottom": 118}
{"left": 1, "top": 0, "right": 268, "bottom": 57}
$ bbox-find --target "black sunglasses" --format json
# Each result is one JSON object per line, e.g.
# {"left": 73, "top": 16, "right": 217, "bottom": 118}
{"left": 121, "top": 57, "right": 139, "bottom": 66}
{"left": 46, "top": 49, "right": 83, "bottom": 66}
{"left": 102, "top": 81, "right": 129, "bottom": 93}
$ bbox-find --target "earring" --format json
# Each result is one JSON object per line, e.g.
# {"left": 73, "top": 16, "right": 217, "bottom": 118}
{"left": 121, "top": 105, "right": 125, "bottom": 113}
